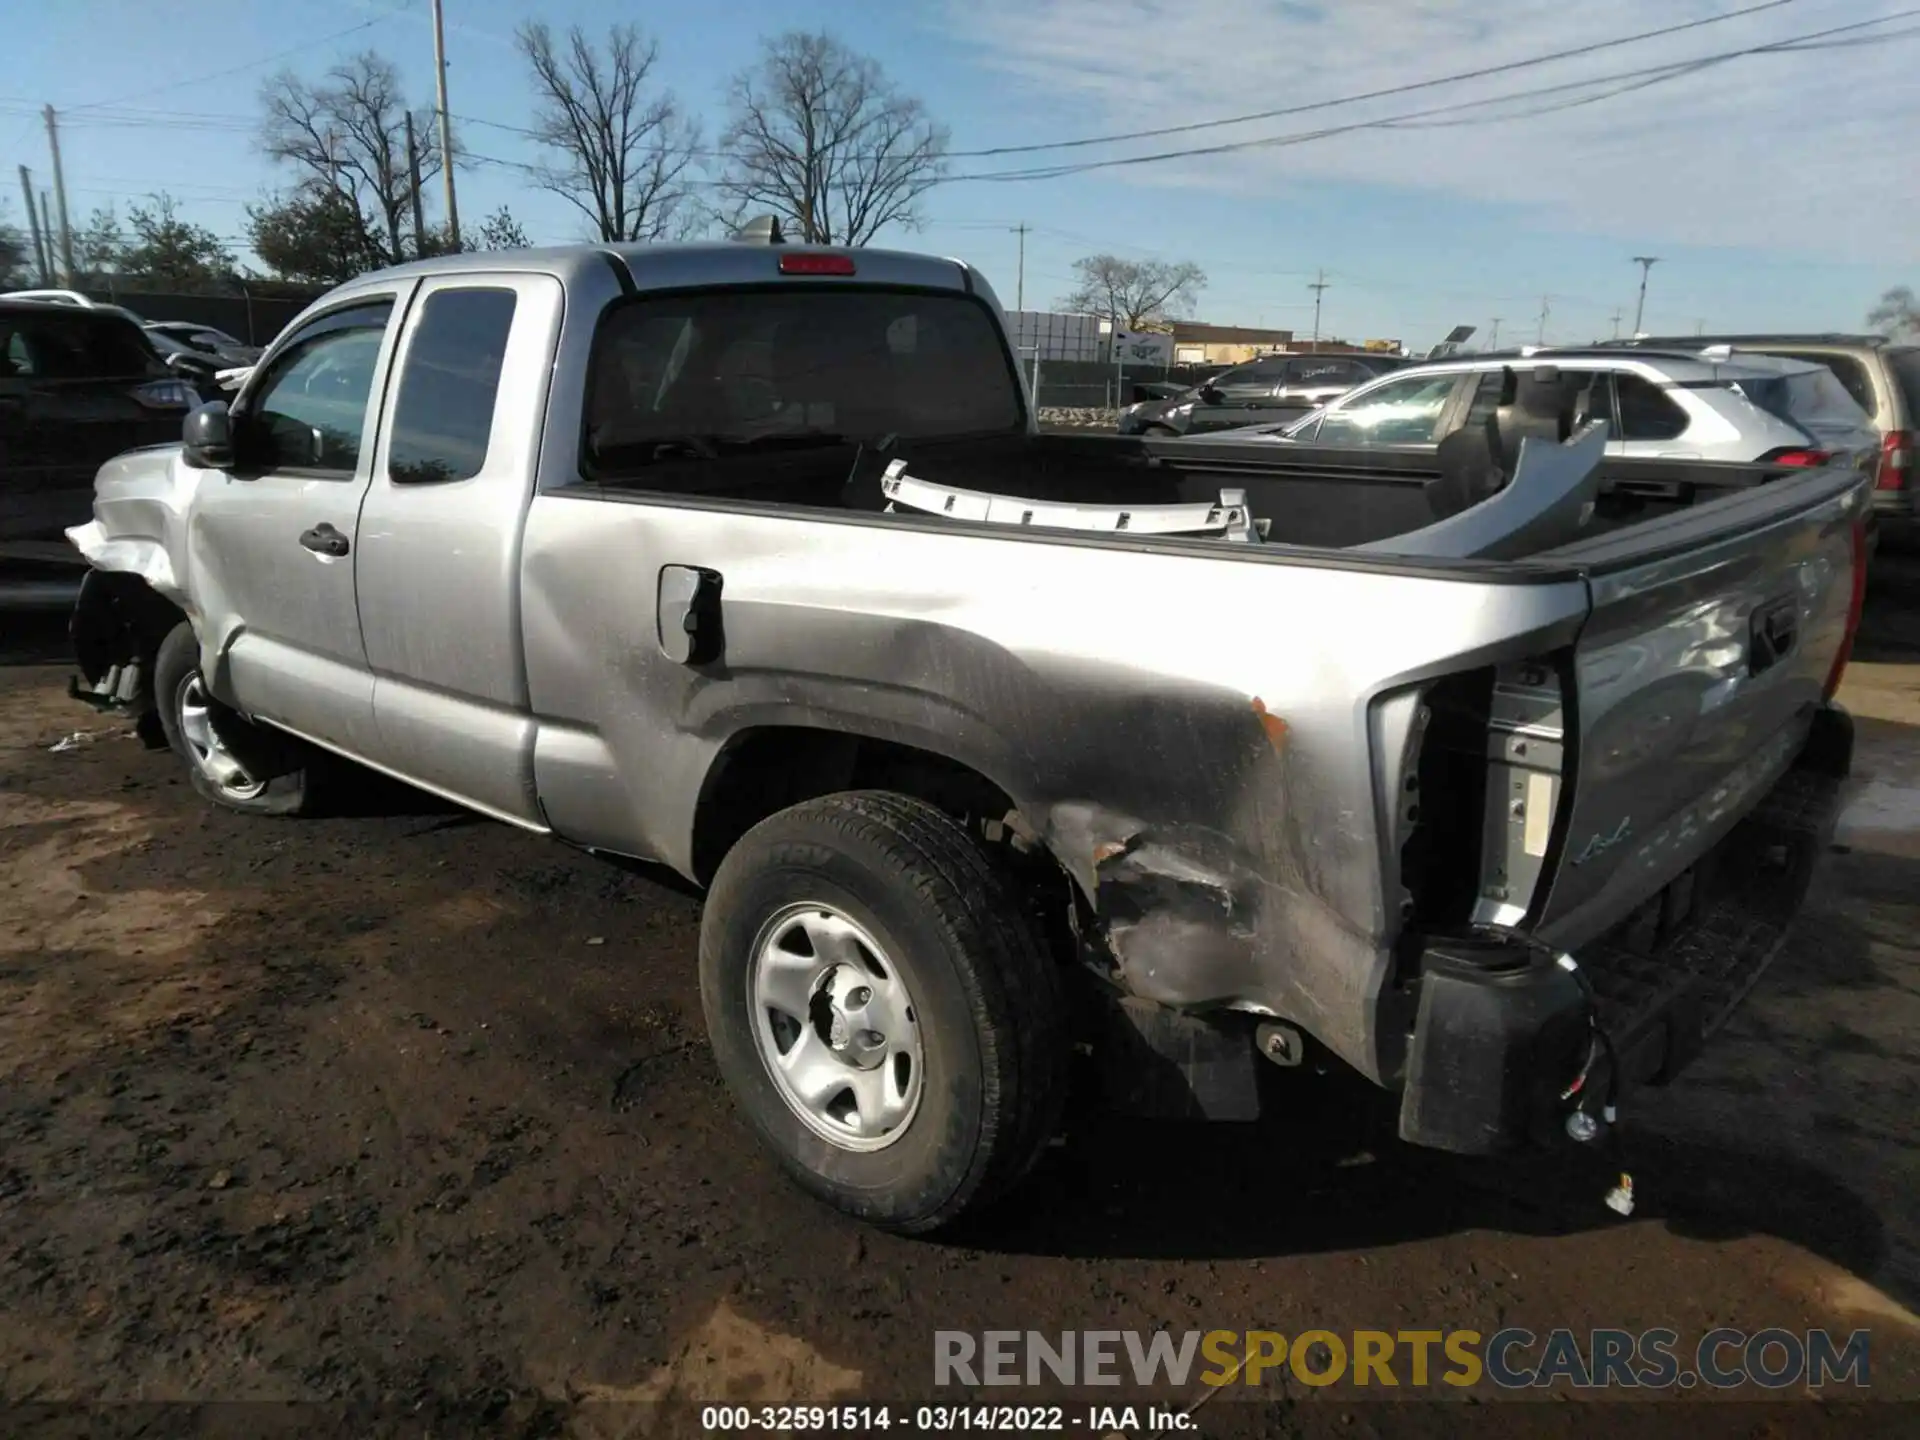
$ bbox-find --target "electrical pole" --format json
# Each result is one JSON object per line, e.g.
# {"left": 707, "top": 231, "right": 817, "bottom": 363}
{"left": 1695, "top": 317, "right": 1706, "bottom": 336}
{"left": 406, "top": 111, "right": 427, "bottom": 258}
{"left": 42, "top": 105, "right": 75, "bottom": 285}
{"left": 1609, "top": 309, "right": 1623, "bottom": 340}
{"left": 432, "top": 0, "right": 461, "bottom": 251}
{"left": 1487, "top": 318, "right": 1501, "bottom": 351}
{"left": 1536, "top": 295, "right": 1551, "bottom": 345}
{"left": 1011, "top": 223, "right": 1029, "bottom": 312}
{"left": 1631, "top": 255, "right": 1660, "bottom": 335}
{"left": 18, "top": 165, "right": 49, "bottom": 285}
{"left": 1308, "top": 269, "right": 1329, "bottom": 345}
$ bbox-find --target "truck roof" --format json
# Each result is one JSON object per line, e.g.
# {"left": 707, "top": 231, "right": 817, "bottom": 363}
{"left": 348, "top": 241, "right": 981, "bottom": 299}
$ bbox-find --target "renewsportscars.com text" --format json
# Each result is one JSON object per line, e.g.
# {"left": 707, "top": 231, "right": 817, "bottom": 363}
{"left": 934, "top": 1327, "right": 1871, "bottom": 1391}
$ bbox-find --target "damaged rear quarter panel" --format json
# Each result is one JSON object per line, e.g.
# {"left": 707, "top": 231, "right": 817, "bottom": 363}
{"left": 522, "top": 495, "right": 1589, "bottom": 1083}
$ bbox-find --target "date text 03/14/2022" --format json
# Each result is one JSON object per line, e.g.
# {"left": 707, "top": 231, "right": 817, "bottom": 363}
{"left": 699, "top": 1405, "right": 1194, "bottom": 1432}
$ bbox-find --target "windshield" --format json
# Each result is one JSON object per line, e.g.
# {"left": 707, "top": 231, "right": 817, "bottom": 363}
{"left": 584, "top": 287, "right": 1024, "bottom": 475}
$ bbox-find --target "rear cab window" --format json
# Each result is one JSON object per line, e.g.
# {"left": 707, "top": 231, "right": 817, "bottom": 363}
{"left": 387, "top": 288, "right": 519, "bottom": 484}
{"left": 583, "top": 287, "right": 1024, "bottom": 486}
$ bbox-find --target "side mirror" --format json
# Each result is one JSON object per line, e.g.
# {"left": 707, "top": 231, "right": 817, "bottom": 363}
{"left": 1198, "top": 384, "right": 1225, "bottom": 406}
{"left": 182, "top": 401, "right": 235, "bottom": 470}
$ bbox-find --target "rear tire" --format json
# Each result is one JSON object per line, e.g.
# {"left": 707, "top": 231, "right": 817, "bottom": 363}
{"left": 152, "top": 622, "right": 319, "bottom": 817}
{"left": 699, "top": 791, "right": 1069, "bottom": 1233}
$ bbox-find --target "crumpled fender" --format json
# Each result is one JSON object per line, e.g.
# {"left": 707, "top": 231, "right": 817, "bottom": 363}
{"left": 62, "top": 444, "right": 200, "bottom": 613}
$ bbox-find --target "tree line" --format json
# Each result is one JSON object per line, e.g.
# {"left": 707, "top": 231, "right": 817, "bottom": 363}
{"left": 0, "top": 24, "right": 949, "bottom": 293}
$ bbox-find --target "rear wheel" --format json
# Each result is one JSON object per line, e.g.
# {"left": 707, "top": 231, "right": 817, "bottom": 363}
{"left": 152, "top": 622, "right": 319, "bottom": 816}
{"left": 699, "top": 791, "right": 1069, "bottom": 1232}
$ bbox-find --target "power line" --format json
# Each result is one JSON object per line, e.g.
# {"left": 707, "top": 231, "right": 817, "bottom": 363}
{"left": 64, "top": 13, "right": 402, "bottom": 115}
{"left": 945, "top": 7, "right": 1920, "bottom": 182}
{"left": 936, "top": 0, "right": 1808, "bottom": 160}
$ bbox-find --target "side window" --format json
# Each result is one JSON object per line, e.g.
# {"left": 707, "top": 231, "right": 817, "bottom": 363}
{"left": 1315, "top": 372, "right": 1461, "bottom": 446}
{"left": 244, "top": 301, "right": 393, "bottom": 476}
{"left": 2, "top": 329, "right": 34, "bottom": 377}
{"left": 1613, "top": 374, "right": 1689, "bottom": 441}
{"left": 1209, "top": 363, "right": 1261, "bottom": 389}
{"left": 1455, "top": 370, "right": 1611, "bottom": 438}
{"left": 1287, "top": 358, "right": 1367, "bottom": 388}
{"left": 387, "top": 288, "right": 518, "bottom": 485}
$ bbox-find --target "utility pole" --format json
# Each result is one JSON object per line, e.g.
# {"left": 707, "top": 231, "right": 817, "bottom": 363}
{"left": 431, "top": 0, "right": 461, "bottom": 251}
{"left": 1609, "top": 309, "right": 1623, "bottom": 340}
{"left": 1631, "top": 255, "right": 1660, "bottom": 335}
{"left": 1308, "top": 269, "right": 1329, "bottom": 345}
{"left": 1695, "top": 317, "right": 1706, "bottom": 336}
{"left": 18, "top": 165, "right": 49, "bottom": 285}
{"left": 1487, "top": 317, "right": 1501, "bottom": 351}
{"left": 42, "top": 105, "right": 75, "bottom": 285}
{"left": 1010, "top": 223, "right": 1029, "bottom": 312}
{"left": 406, "top": 111, "right": 427, "bottom": 258}
{"left": 1536, "top": 295, "right": 1551, "bottom": 345}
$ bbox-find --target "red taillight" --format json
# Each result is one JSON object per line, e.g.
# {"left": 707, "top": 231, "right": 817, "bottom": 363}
{"left": 1876, "top": 429, "right": 1912, "bottom": 490}
{"left": 778, "top": 253, "right": 856, "bottom": 276}
{"left": 1768, "top": 449, "right": 1832, "bottom": 468}
{"left": 1824, "top": 517, "right": 1869, "bottom": 700}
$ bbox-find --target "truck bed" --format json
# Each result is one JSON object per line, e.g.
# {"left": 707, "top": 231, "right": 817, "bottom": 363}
{"left": 588, "top": 430, "right": 1841, "bottom": 556}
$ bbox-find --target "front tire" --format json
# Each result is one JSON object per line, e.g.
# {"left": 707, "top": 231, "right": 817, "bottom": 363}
{"left": 699, "top": 791, "right": 1069, "bottom": 1233}
{"left": 152, "top": 622, "right": 318, "bottom": 816}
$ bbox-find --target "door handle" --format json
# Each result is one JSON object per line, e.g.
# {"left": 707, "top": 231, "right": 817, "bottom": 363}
{"left": 657, "top": 564, "right": 724, "bottom": 665}
{"left": 299, "top": 523, "right": 350, "bottom": 558}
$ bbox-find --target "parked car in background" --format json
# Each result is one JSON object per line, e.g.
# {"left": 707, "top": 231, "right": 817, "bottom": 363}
{"left": 1, "top": 288, "right": 147, "bottom": 326}
{"left": 1596, "top": 334, "right": 1919, "bottom": 528}
{"left": 1, "top": 298, "right": 198, "bottom": 542}
{"left": 1117, "top": 350, "right": 1410, "bottom": 436}
{"left": 144, "top": 321, "right": 263, "bottom": 367}
{"left": 1210, "top": 347, "right": 1882, "bottom": 474}
{"left": 138, "top": 326, "right": 226, "bottom": 391}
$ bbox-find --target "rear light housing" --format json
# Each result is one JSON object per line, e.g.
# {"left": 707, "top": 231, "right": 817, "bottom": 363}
{"left": 778, "top": 253, "right": 856, "bottom": 276}
{"left": 1876, "top": 429, "right": 1912, "bottom": 491}
{"left": 131, "top": 378, "right": 198, "bottom": 410}
{"left": 1824, "top": 517, "right": 1869, "bottom": 700}
{"left": 1759, "top": 447, "right": 1833, "bottom": 468}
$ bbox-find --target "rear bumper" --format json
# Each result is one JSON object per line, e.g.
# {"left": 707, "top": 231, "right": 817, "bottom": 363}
{"left": 1397, "top": 703, "right": 1853, "bottom": 1153}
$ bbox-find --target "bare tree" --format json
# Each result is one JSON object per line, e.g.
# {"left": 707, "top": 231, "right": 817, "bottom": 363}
{"left": 516, "top": 22, "right": 700, "bottom": 243}
{"left": 716, "top": 32, "right": 946, "bottom": 246}
{"left": 259, "top": 51, "right": 446, "bottom": 264}
{"left": 1060, "top": 255, "right": 1206, "bottom": 328}
{"left": 1868, "top": 286, "right": 1919, "bottom": 340}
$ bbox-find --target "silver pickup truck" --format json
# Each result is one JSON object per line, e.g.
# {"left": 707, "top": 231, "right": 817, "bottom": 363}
{"left": 64, "top": 225, "right": 1872, "bottom": 1232}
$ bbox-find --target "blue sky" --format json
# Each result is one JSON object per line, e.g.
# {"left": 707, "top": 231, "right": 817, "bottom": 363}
{"left": 2, "top": 0, "right": 1915, "bottom": 349}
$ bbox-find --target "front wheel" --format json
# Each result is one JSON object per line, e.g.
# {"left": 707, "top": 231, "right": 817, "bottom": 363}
{"left": 152, "top": 622, "right": 319, "bottom": 816}
{"left": 699, "top": 791, "right": 1069, "bottom": 1233}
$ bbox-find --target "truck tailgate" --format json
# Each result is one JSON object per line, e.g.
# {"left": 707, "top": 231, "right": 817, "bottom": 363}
{"left": 1531, "top": 463, "right": 1870, "bottom": 951}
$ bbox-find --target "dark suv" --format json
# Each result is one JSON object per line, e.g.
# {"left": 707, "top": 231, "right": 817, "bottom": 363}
{"left": 1600, "top": 334, "right": 1918, "bottom": 529}
{"left": 1, "top": 300, "right": 199, "bottom": 542}
{"left": 1117, "top": 350, "right": 1410, "bottom": 436}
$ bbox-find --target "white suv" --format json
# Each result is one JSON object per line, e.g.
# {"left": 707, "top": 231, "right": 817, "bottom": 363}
{"left": 1214, "top": 347, "right": 1881, "bottom": 470}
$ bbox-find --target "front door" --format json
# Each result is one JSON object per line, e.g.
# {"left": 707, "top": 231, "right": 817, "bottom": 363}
{"left": 188, "top": 284, "right": 415, "bottom": 755}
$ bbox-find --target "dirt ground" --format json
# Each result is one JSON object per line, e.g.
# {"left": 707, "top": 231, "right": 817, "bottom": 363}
{"left": 3, "top": 557, "right": 1920, "bottom": 1439}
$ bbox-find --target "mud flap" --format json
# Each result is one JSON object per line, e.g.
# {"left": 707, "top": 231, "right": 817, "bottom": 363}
{"left": 1397, "top": 934, "right": 1591, "bottom": 1154}
{"left": 1085, "top": 991, "right": 1263, "bottom": 1122}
